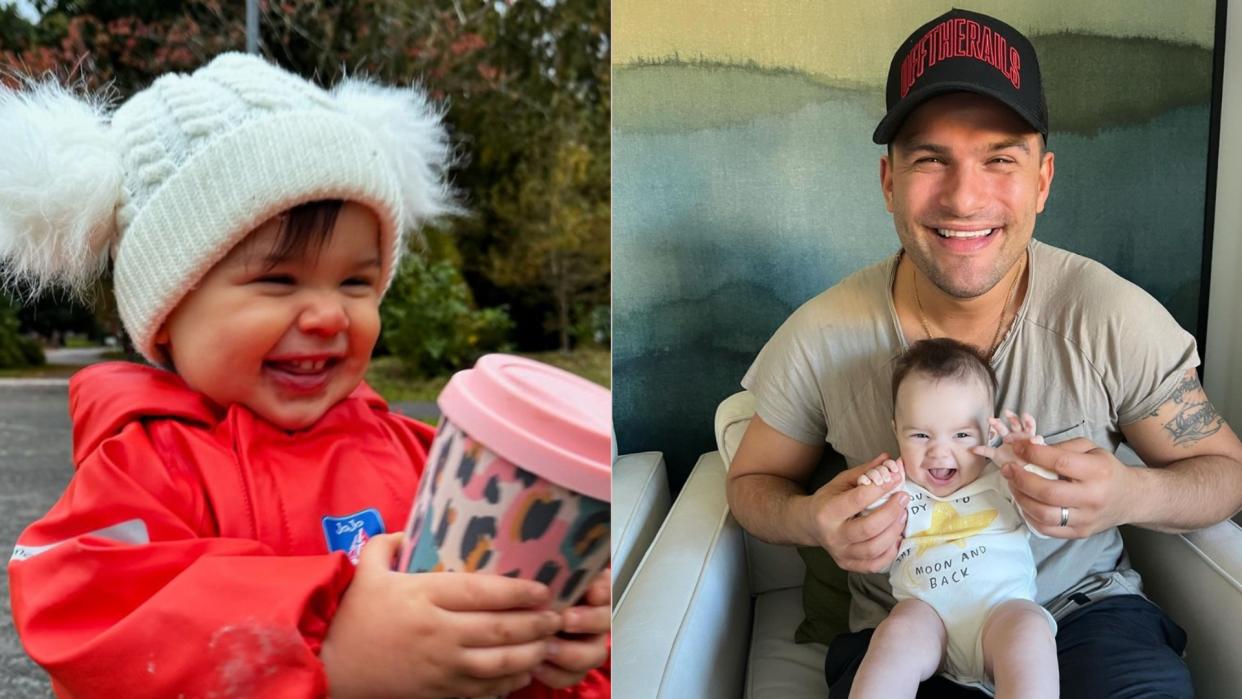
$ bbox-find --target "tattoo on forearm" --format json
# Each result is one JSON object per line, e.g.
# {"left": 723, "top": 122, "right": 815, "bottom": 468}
{"left": 1160, "top": 374, "right": 1223, "bottom": 447}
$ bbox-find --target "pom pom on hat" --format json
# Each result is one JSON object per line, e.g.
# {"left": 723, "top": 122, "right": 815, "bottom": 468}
{"left": 0, "top": 79, "right": 122, "bottom": 297}
{"left": 332, "top": 77, "right": 459, "bottom": 238}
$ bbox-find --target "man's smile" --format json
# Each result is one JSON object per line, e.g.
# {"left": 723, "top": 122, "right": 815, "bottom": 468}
{"left": 935, "top": 227, "right": 996, "bottom": 239}
{"left": 925, "top": 224, "right": 1002, "bottom": 253}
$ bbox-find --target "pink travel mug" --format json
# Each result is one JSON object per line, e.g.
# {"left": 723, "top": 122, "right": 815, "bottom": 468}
{"left": 398, "top": 354, "right": 611, "bottom": 609}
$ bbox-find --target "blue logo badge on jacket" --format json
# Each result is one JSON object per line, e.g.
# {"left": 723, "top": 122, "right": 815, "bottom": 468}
{"left": 322, "top": 509, "right": 385, "bottom": 565}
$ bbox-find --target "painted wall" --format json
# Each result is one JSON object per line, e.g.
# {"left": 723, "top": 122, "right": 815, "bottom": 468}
{"left": 613, "top": 1, "right": 1221, "bottom": 490}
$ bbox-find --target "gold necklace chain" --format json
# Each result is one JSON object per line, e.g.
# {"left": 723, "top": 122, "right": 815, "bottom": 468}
{"left": 912, "top": 255, "right": 1024, "bottom": 360}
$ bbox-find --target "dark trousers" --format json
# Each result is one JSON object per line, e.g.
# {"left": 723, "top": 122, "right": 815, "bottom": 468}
{"left": 825, "top": 595, "right": 1192, "bottom": 698}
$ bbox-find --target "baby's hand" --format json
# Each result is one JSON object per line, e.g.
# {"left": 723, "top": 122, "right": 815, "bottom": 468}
{"left": 971, "top": 410, "right": 1057, "bottom": 480}
{"left": 321, "top": 533, "right": 561, "bottom": 699}
{"left": 858, "top": 458, "right": 904, "bottom": 487}
{"left": 531, "top": 568, "right": 611, "bottom": 689}
{"left": 857, "top": 458, "right": 906, "bottom": 516}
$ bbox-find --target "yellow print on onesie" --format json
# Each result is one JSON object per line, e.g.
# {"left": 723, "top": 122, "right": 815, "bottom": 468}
{"left": 891, "top": 476, "right": 1028, "bottom": 595}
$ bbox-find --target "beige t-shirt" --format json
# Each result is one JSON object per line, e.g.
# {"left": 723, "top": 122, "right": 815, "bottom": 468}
{"left": 742, "top": 239, "right": 1198, "bottom": 630}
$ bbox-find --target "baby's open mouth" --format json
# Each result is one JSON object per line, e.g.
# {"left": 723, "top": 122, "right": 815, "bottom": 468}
{"left": 927, "top": 467, "right": 957, "bottom": 483}
{"left": 263, "top": 357, "right": 341, "bottom": 392}
{"left": 265, "top": 358, "right": 336, "bottom": 374}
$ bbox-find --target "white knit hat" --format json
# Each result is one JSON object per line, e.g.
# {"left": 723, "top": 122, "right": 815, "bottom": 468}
{"left": 0, "top": 52, "right": 455, "bottom": 362}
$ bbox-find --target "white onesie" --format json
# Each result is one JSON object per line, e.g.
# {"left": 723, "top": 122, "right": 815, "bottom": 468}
{"left": 885, "top": 466, "right": 1056, "bottom": 692}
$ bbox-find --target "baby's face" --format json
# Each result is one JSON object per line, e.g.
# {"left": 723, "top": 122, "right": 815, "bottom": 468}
{"left": 156, "top": 202, "right": 384, "bottom": 431}
{"left": 893, "top": 373, "right": 994, "bottom": 496}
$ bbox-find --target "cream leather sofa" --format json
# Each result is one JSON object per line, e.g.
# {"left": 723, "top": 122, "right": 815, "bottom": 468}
{"left": 613, "top": 391, "right": 1242, "bottom": 698}
{"left": 611, "top": 451, "right": 672, "bottom": 604}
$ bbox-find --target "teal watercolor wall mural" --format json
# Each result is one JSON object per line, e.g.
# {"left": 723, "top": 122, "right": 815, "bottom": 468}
{"left": 613, "top": 2, "right": 1220, "bottom": 490}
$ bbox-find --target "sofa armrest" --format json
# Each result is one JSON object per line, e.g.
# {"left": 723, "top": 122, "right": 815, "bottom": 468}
{"left": 613, "top": 451, "right": 753, "bottom": 699}
{"left": 1121, "top": 520, "right": 1242, "bottom": 699}
{"left": 612, "top": 451, "right": 672, "bottom": 602}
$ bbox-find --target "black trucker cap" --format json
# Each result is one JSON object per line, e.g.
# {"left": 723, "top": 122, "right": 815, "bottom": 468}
{"left": 872, "top": 8, "right": 1048, "bottom": 144}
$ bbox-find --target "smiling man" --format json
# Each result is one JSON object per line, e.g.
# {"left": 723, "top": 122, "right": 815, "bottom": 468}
{"left": 725, "top": 8, "right": 1242, "bottom": 699}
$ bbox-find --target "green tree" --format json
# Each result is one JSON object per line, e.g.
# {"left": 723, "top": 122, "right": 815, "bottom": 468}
{"left": 442, "top": 0, "right": 611, "bottom": 351}
{"left": 0, "top": 293, "right": 45, "bottom": 368}
{"left": 380, "top": 255, "right": 512, "bottom": 378}
{"left": 487, "top": 137, "right": 609, "bottom": 352}
{"left": 0, "top": 4, "right": 36, "bottom": 50}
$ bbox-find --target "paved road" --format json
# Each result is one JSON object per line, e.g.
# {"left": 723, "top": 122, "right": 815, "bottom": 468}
{"left": 0, "top": 383, "right": 67, "bottom": 698}
{"left": 43, "top": 347, "right": 110, "bottom": 367}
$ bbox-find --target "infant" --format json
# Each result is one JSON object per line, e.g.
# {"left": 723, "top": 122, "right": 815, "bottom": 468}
{"left": 850, "top": 338, "right": 1058, "bottom": 699}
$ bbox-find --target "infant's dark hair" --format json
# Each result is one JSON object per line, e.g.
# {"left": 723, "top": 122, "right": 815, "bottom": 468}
{"left": 262, "top": 199, "right": 344, "bottom": 269}
{"left": 891, "top": 338, "right": 998, "bottom": 407}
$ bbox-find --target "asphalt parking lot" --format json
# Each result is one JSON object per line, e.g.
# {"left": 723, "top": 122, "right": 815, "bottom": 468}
{"left": 0, "top": 382, "right": 69, "bottom": 698}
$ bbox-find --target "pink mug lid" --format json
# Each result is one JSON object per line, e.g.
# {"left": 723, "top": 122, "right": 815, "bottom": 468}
{"left": 436, "top": 354, "right": 611, "bottom": 501}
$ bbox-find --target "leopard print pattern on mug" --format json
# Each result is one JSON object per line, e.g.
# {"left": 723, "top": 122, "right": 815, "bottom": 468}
{"left": 400, "top": 420, "right": 610, "bottom": 609}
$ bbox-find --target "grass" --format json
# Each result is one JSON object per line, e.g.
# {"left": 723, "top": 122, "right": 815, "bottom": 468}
{"left": 63, "top": 336, "right": 99, "bottom": 349}
{"left": 0, "top": 363, "right": 81, "bottom": 379}
{"left": 526, "top": 346, "right": 611, "bottom": 388}
{"left": 364, "top": 357, "right": 452, "bottom": 403}
{"left": 365, "top": 346, "right": 611, "bottom": 403}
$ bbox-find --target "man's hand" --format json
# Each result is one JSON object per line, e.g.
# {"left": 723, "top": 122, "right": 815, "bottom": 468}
{"left": 321, "top": 533, "right": 560, "bottom": 699}
{"left": 531, "top": 569, "right": 611, "bottom": 689}
{"left": 803, "top": 453, "right": 909, "bottom": 573}
{"left": 996, "top": 437, "right": 1137, "bottom": 538}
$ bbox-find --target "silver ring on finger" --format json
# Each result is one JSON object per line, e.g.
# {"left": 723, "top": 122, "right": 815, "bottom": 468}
{"left": 1059, "top": 506, "right": 1070, "bottom": 528}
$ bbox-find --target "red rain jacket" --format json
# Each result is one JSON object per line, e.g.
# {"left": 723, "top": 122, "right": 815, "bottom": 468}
{"left": 8, "top": 362, "right": 609, "bottom": 698}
